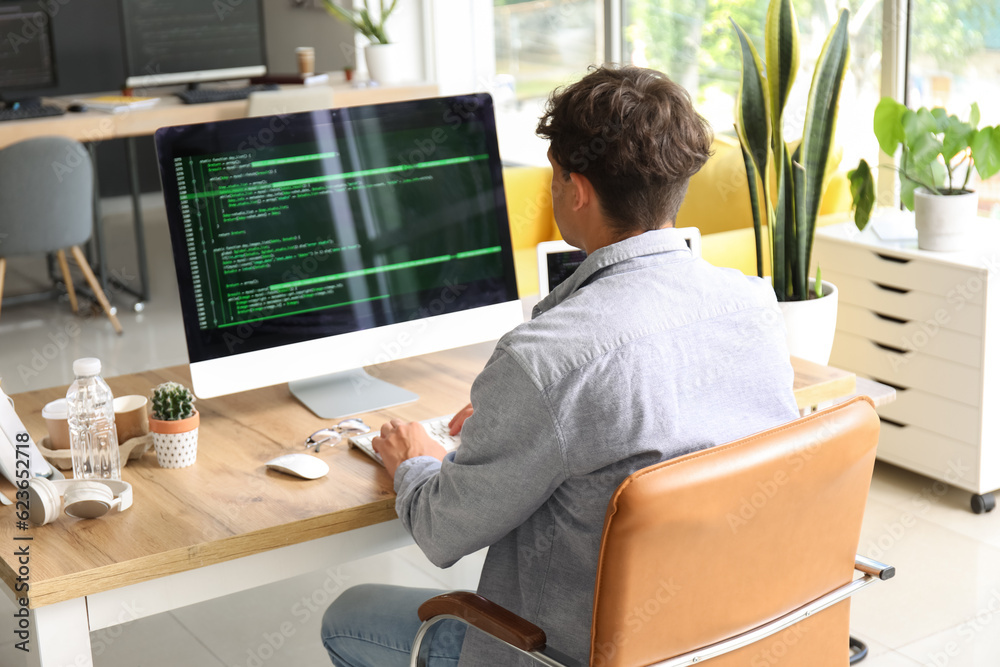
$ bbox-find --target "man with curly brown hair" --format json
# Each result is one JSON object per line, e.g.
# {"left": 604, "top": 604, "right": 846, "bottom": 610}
{"left": 322, "top": 65, "right": 798, "bottom": 667}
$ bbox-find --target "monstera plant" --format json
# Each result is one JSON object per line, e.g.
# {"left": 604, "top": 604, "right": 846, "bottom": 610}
{"left": 732, "top": 0, "right": 850, "bottom": 364}
{"left": 732, "top": 0, "right": 850, "bottom": 302}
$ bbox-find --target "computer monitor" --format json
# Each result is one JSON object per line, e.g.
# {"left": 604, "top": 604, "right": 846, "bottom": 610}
{"left": 0, "top": 6, "right": 56, "bottom": 105}
{"left": 154, "top": 93, "right": 523, "bottom": 418}
{"left": 0, "top": 0, "right": 127, "bottom": 100}
{"left": 120, "top": 0, "right": 266, "bottom": 88}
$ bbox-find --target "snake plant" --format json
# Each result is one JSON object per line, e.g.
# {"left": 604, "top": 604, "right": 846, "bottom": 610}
{"left": 732, "top": 0, "right": 850, "bottom": 302}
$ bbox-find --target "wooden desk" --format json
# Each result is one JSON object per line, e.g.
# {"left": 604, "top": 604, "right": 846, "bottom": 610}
{"left": 0, "top": 83, "right": 441, "bottom": 149}
{"left": 791, "top": 356, "right": 856, "bottom": 409}
{"left": 0, "top": 344, "right": 859, "bottom": 666}
{"left": 0, "top": 82, "right": 441, "bottom": 308}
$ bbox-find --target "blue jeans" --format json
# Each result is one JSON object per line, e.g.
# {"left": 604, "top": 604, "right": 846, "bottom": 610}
{"left": 321, "top": 584, "right": 467, "bottom": 667}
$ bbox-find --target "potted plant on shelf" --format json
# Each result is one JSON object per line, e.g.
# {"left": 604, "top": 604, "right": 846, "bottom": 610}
{"left": 732, "top": 0, "right": 850, "bottom": 364}
{"left": 848, "top": 98, "right": 1000, "bottom": 250}
{"left": 148, "top": 382, "right": 200, "bottom": 469}
{"left": 323, "top": 0, "right": 401, "bottom": 85}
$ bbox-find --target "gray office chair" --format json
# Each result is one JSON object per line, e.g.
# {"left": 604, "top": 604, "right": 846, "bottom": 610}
{"left": 0, "top": 136, "right": 122, "bottom": 333}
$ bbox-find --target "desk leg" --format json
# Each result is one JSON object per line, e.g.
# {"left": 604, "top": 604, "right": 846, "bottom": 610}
{"left": 125, "top": 137, "right": 150, "bottom": 307}
{"left": 85, "top": 143, "right": 108, "bottom": 293}
{"left": 22, "top": 598, "right": 92, "bottom": 667}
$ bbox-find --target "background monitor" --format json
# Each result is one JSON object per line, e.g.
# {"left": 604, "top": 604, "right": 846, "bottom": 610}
{"left": 0, "top": 6, "right": 55, "bottom": 103}
{"left": 0, "top": 0, "right": 126, "bottom": 99}
{"left": 121, "top": 0, "right": 266, "bottom": 88}
{"left": 154, "top": 93, "right": 522, "bottom": 418}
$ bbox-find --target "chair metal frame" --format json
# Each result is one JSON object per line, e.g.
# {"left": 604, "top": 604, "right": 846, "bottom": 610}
{"left": 410, "top": 555, "right": 893, "bottom": 667}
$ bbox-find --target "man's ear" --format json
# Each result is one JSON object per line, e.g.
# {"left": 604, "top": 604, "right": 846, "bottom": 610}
{"left": 568, "top": 172, "right": 593, "bottom": 212}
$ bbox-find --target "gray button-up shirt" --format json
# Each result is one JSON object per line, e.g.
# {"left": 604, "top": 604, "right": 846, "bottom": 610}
{"left": 395, "top": 228, "right": 800, "bottom": 666}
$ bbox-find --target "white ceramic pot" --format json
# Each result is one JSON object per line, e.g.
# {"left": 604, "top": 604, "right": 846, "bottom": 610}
{"left": 149, "top": 411, "right": 199, "bottom": 468}
{"left": 777, "top": 279, "right": 839, "bottom": 366}
{"left": 364, "top": 43, "right": 403, "bottom": 85}
{"left": 914, "top": 187, "right": 978, "bottom": 251}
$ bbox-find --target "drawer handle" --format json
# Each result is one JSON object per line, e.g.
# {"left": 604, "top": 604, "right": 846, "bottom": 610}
{"left": 871, "top": 377, "right": 909, "bottom": 392}
{"left": 872, "top": 282, "right": 910, "bottom": 294}
{"left": 873, "top": 341, "right": 910, "bottom": 355}
{"left": 879, "top": 417, "right": 908, "bottom": 428}
{"left": 875, "top": 252, "right": 911, "bottom": 264}
{"left": 872, "top": 311, "right": 910, "bottom": 324}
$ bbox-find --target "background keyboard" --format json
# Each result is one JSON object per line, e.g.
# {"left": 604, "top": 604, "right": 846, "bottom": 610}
{"left": 350, "top": 415, "right": 460, "bottom": 465}
{"left": 175, "top": 84, "right": 279, "bottom": 104}
{"left": 0, "top": 105, "right": 66, "bottom": 122}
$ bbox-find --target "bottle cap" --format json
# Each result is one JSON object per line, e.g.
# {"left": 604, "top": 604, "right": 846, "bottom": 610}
{"left": 72, "top": 357, "right": 102, "bottom": 377}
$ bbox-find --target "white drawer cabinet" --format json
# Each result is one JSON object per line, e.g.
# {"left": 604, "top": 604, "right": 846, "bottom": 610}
{"left": 815, "top": 220, "right": 1000, "bottom": 512}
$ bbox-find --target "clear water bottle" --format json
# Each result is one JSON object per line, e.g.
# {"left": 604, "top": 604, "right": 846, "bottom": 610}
{"left": 66, "top": 358, "right": 121, "bottom": 481}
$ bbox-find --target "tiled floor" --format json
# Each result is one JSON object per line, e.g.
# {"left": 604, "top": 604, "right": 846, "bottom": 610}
{"left": 2, "top": 202, "right": 1000, "bottom": 666}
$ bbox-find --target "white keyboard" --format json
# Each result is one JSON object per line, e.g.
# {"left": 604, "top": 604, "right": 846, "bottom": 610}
{"left": 349, "top": 415, "right": 460, "bottom": 465}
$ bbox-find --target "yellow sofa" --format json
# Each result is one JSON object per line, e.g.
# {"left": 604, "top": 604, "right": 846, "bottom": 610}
{"left": 503, "top": 135, "right": 852, "bottom": 296}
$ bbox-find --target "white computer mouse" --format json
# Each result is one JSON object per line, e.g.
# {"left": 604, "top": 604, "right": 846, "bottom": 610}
{"left": 265, "top": 453, "right": 330, "bottom": 480}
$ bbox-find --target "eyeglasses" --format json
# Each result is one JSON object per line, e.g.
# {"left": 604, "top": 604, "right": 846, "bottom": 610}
{"left": 304, "top": 419, "right": 371, "bottom": 452}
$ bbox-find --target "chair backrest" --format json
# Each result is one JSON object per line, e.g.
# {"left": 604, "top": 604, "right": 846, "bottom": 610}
{"left": 590, "top": 397, "right": 880, "bottom": 667}
{"left": 246, "top": 86, "right": 336, "bottom": 117}
{"left": 0, "top": 136, "right": 93, "bottom": 257}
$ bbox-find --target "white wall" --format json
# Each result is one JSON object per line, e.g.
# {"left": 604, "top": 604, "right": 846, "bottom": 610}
{"left": 374, "top": 0, "right": 426, "bottom": 83}
{"left": 421, "top": 0, "right": 495, "bottom": 95}
{"left": 264, "top": 0, "right": 498, "bottom": 93}
{"left": 262, "top": 0, "right": 357, "bottom": 74}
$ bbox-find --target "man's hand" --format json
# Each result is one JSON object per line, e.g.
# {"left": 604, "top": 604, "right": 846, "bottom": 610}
{"left": 449, "top": 403, "right": 474, "bottom": 436}
{"left": 373, "top": 419, "right": 447, "bottom": 479}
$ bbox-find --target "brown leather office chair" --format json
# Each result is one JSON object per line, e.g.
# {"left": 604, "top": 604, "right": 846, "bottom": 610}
{"left": 411, "top": 396, "right": 894, "bottom": 667}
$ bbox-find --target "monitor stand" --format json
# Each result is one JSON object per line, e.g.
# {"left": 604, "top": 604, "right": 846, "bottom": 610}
{"left": 289, "top": 369, "right": 418, "bottom": 419}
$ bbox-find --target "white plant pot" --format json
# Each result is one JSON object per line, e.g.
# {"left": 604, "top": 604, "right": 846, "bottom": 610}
{"left": 364, "top": 43, "right": 403, "bottom": 85}
{"left": 152, "top": 429, "right": 199, "bottom": 468}
{"left": 777, "top": 279, "right": 839, "bottom": 366}
{"left": 914, "top": 187, "right": 978, "bottom": 251}
{"left": 149, "top": 411, "right": 200, "bottom": 468}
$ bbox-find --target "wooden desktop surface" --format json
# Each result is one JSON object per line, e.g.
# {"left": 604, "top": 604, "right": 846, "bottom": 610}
{"left": 0, "top": 83, "right": 440, "bottom": 149}
{"left": 0, "top": 344, "right": 854, "bottom": 610}
{"left": 790, "top": 356, "right": 855, "bottom": 408}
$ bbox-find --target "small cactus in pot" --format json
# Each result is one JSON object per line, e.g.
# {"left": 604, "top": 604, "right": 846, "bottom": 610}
{"left": 151, "top": 382, "right": 195, "bottom": 421}
{"left": 148, "top": 382, "right": 200, "bottom": 468}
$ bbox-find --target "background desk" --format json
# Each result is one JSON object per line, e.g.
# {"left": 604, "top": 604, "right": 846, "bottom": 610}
{"left": 0, "top": 345, "right": 858, "bottom": 666}
{"left": 0, "top": 83, "right": 440, "bottom": 308}
{"left": 0, "top": 84, "right": 441, "bottom": 149}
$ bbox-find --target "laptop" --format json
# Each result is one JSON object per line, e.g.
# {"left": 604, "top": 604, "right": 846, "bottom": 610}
{"left": 536, "top": 227, "right": 702, "bottom": 296}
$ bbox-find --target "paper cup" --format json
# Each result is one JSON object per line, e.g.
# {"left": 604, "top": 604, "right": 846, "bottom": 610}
{"left": 42, "top": 398, "right": 70, "bottom": 450}
{"left": 114, "top": 395, "right": 150, "bottom": 444}
{"left": 296, "top": 46, "right": 315, "bottom": 76}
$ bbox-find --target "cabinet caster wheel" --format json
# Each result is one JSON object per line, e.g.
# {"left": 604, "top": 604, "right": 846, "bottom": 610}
{"left": 133, "top": 301, "right": 145, "bottom": 313}
{"left": 971, "top": 493, "right": 996, "bottom": 514}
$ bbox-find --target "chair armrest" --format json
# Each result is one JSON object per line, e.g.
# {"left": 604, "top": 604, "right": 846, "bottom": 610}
{"left": 855, "top": 554, "right": 895, "bottom": 581}
{"left": 418, "top": 591, "right": 547, "bottom": 652}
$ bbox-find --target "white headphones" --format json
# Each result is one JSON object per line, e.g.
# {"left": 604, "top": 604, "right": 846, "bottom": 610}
{"left": 27, "top": 478, "right": 133, "bottom": 526}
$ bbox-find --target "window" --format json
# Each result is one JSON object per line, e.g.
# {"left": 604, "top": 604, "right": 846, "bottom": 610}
{"left": 622, "top": 0, "right": 883, "bottom": 168}
{"left": 909, "top": 1, "right": 1000, "bottom": 216}
{"left": 493, "top": 0, "right": 605, "bottom": 164}
{"left": 486, "top": 0, "right": 997, "bottom": 206}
